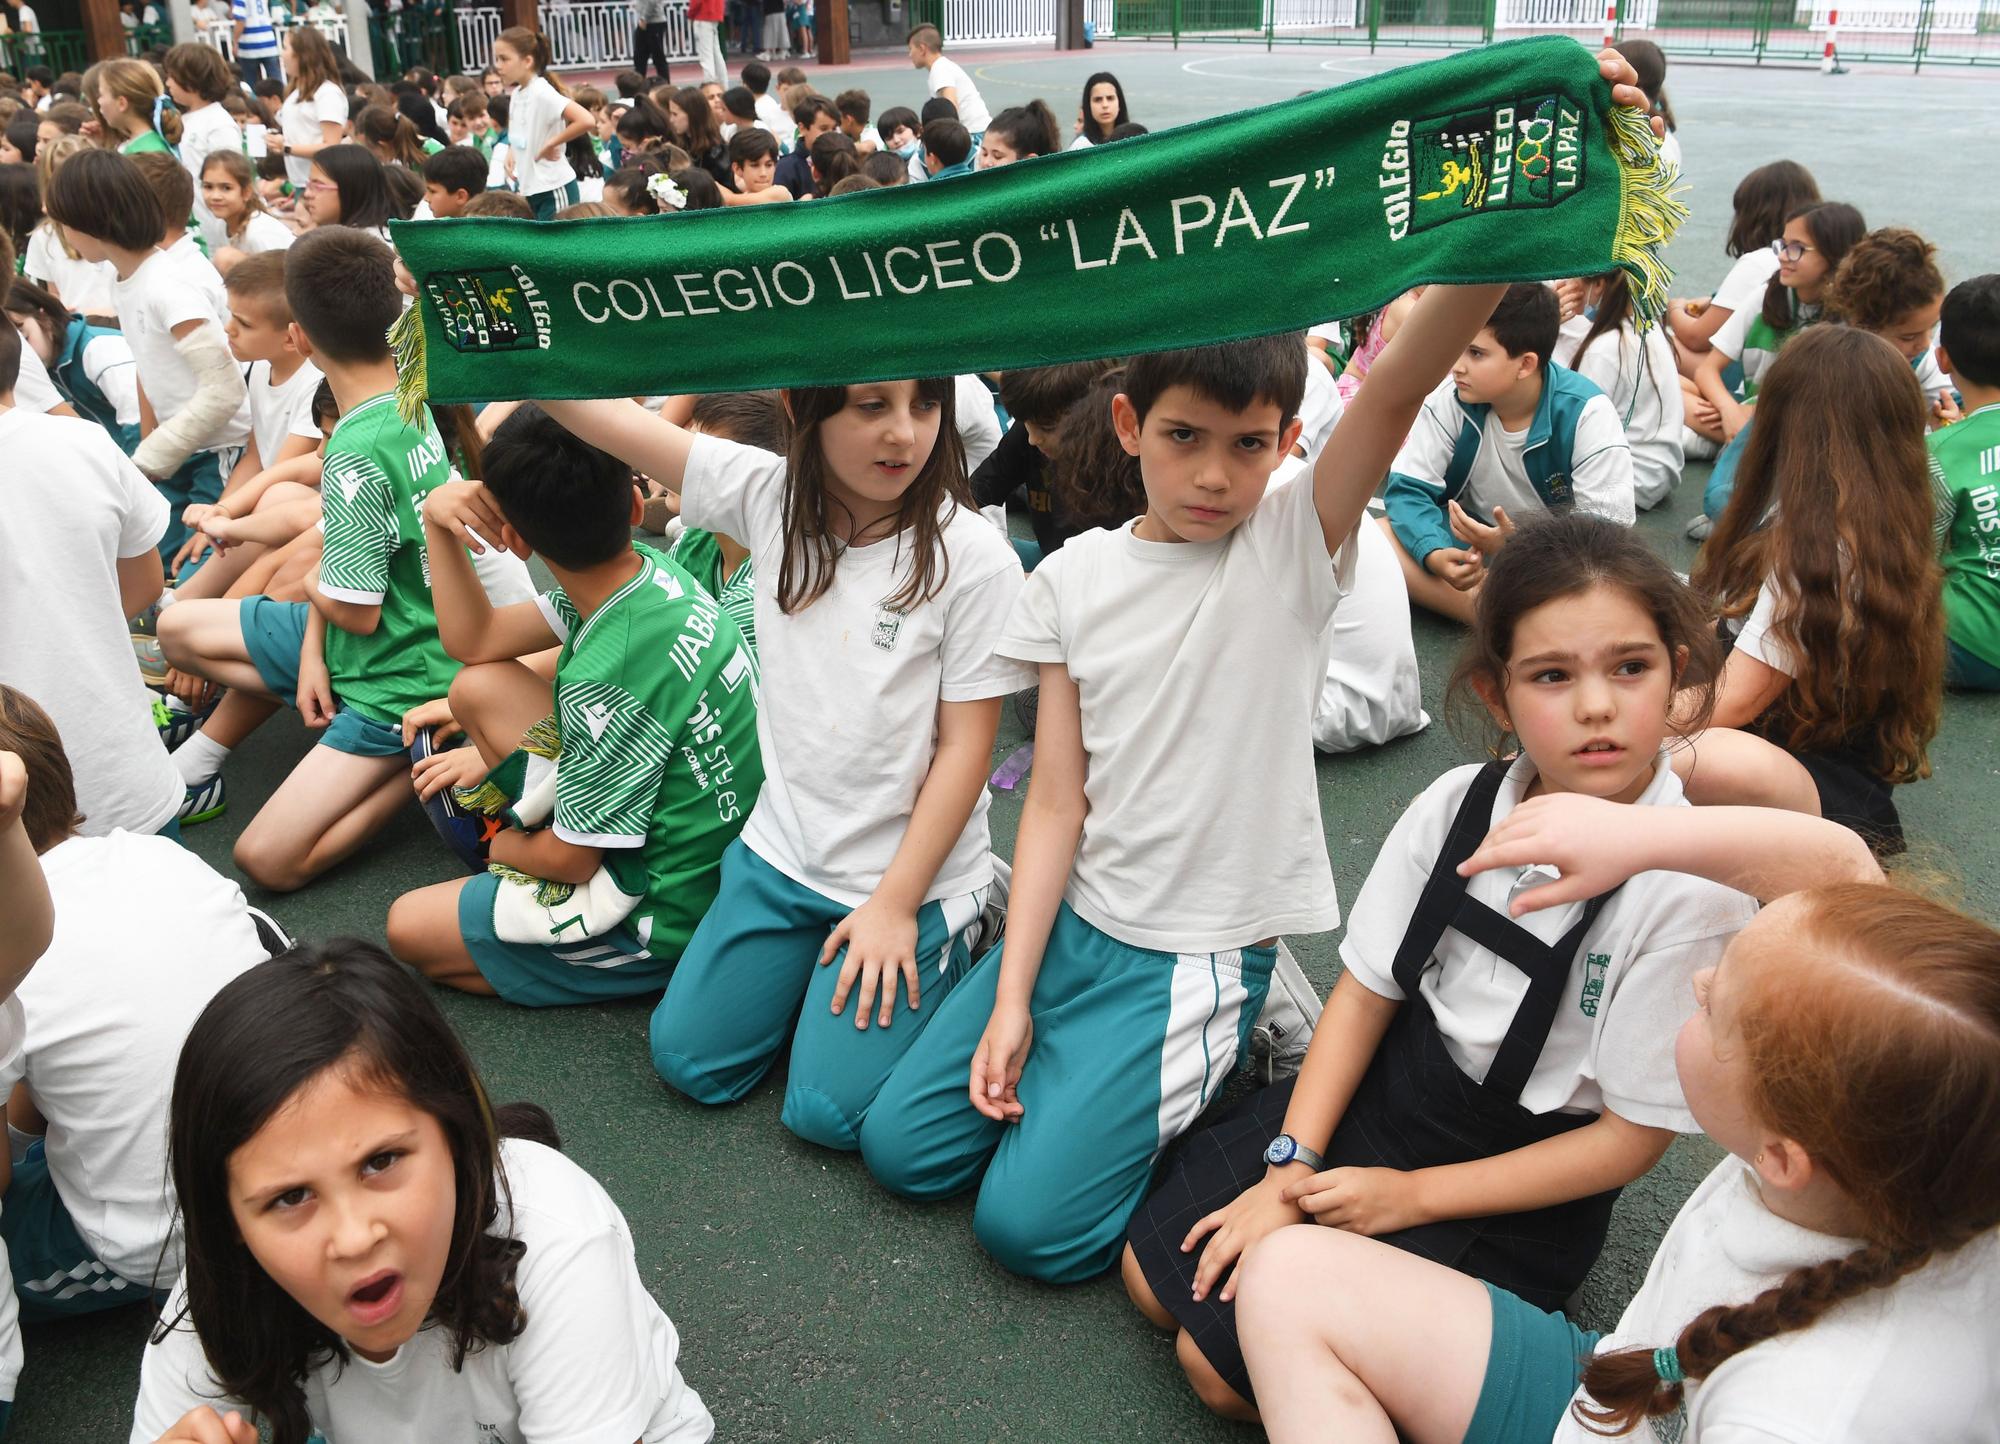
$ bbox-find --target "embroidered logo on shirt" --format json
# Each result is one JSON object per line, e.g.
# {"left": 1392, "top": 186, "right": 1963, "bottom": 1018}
{"left": 871, "top": 605, "right": 905, "bottom": 652}
{"left": 579, "top": 700, "right": 615, "bottom": 741}
{"left": 1579, "top": 951, "right": 1611, "bottom": 1017}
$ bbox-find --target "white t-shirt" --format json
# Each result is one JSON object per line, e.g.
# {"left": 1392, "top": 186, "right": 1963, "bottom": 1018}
{"left": 130, "top": 1140, "right": 715, "bottom": 1444}
{"left": 1001, "top": 466, "right": 1354, "bottom": 953}
{"left": 15, "top": 831, "right": 267, "bottom": 1286}
{"left": 1067, "top": 131, "right": 1094, "bottom": 151}
{"left": 178, "top": 102, "right": 244, "bottom": 252}
{"left": 9, "top": 341, "right": 65, "bottom": 414}
{"left": 954, "top": 373, "right": 1002, "bottom": 474}
{"left": 0, "top": 410, "right": 181, "bottom": 835}
{"left": 1550, "top": 1159, "right": 2000, "bottom": 1444}
{"left": 0, "top": 995, "right": 25, "bottom": 1400}
{"left": 246, "top": 357, "right": 323, "bottom": 471}
{"left": 1733, "top": 578, "right": 1797, "bottom": 678}
{"left": 1339, "top": 755, "right": 1758, "bottom": 1125}
{"left": 25, "top": 222, "right": 118, "bottom": 317}
{"left": 18, "top": 328, "right": 141, "bottom": 432}
{"left": 1296, "top": 353, "right": 1343, "bottom": 462}
{"left": 114, "top": 247, "right": 250, "bottom": 450}
{"left": 1316, "top": 502, "right": 1426, "bottom": 754}
{"left": 925, "top": 55, "right": 991, "bottom": 132}
{"left": 1555, "top": 313, "right": 1686, "bottom": 511}
{"left": 279, "top": 79, "right": 348, "bottom": 190}
{"left": 753, "top": 90, "right": 793, "bottom": 151}
{"left": 681, "top": 433, "right": 1031, "bottom": 907}
{"left": 1709, "top": 246, "right": 1780, "bottom": 319}
{"left": 509, "top": 76, "right": 577, "bottom": 197}
{"left": 229, "top": 209, "right": 297, "bottom": 255}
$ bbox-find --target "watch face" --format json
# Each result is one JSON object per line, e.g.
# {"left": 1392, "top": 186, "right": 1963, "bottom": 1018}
{"left": 1264, "top": 1136, "right": 1293, "bottom": 1165}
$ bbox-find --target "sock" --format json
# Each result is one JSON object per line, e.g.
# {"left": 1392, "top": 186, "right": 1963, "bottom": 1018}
{"left": 156, "top": 588, "right": 179, "bottom": 609}
{"left": 173, "top": 731, "right": 232, "bottom": 788}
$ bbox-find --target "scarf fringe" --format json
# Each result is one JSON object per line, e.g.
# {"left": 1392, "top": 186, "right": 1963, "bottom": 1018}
{"left": 388, "top": 302, "right": 430, "bottom": 425}
{"left": 1605, "top": 104, "right": 1690, "bottom": 329}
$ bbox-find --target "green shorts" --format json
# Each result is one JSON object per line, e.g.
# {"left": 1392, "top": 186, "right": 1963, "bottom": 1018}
{"left": 1, "top": 1141, "right": 158, "bottom": 1322}
{"left": 238, "top": 596, "right": 410, "bottom": 759}
{"left": 459, "top": 870, "right": 674, "bottom": 1007}
{"left": 1462, "top": 1281, "right": 1604, "bottom": 1444}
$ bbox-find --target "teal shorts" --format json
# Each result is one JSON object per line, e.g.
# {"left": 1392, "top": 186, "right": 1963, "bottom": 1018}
{"left": 459, "top": 870, "right": 674, "bottom": 1007}
{"left": 1948, "top": 638, "right": 2000, "bottom": 692}
{"left": 1462, "top": 1281, "right": 1604, "bottom": 1444}
{"left": 238, "top": 596, "right": 409, "bottom": 758}
{"left": 1, "top": 1141, "right": 157, "bottom": 1322}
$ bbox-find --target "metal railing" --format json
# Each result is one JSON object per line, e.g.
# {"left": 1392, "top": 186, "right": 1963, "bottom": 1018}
{"left": 454, "top": 2, "right": 701, "bottom": 72}
{"left": 0, "top": 28, "right": 89, "bottom": 76}
{"left": 1111, "top": 0, "right": 2000, "bottom": 63}
{"left": 193, "top": 13, "right": 352, "bottom": 62}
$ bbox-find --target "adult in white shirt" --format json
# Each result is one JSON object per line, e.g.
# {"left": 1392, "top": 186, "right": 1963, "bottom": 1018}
{"left": 130, "top": 946, "right": 714, "bottom": 1444}
{"left": 0, "top": 351, "right": 182, "bottom": 837}
{"left": 908, "top": 24, "right": 991, "bottom": 135}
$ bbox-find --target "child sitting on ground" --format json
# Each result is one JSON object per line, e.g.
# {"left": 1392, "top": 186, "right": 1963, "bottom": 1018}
{"left": 197, "top": 151, "right": 296, "bottom": 267}
{"left": 1823, "top": 225, "right": 1958, "bottom": 422}
{"left": 0, "top": 684, "right": 274, "bottom": 1334}
{"left": 1382, "top": 282, "right": 1634, "bottom": 624}
{"left": 1234, "top": 823, "right": 1998, "bottom": 1444}
{"left": 835, "top": 88, "right": 880, "bottom": 153}
{"left": 44, "top": 149, "right": 249, "bottom": 562}
{"left": 723, "top": 126, "right": 790, "bottom": 204}
{"left": 421, "top": 144, "right": 490, "bottom": 217}
{"left": 156, "top": 228, "right": 460, "bottom": 891}
{"left": 920, "top": 119, "right": 973, "bottom": 182}
{"left": 1930, "top": 274, "right": 2000, "bottom": 692}
{"left": 974, "top": 360, "right": 1124, "bottom": 570}
{"left": 664, "top": 390, "right": 785, "bottom": 656}
{"left": 385, "top": 404, "right": 763, "bottom": 1006}
{"left": 1554, "top": 271, "right": 1684, "bottom": 510}
{"left": 1, "top": 276, "right": 140, "bottom": 452}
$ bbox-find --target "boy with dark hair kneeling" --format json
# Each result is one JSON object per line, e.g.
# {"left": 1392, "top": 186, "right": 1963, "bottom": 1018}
{"left": 157, "top": 227, "right": 461, "bottom": 890}
{"left": 1381, "top": 281, "right": 1634, "bottom": 623}
{"left": 385, "top": 404, "right": 763, "bottom": 1007}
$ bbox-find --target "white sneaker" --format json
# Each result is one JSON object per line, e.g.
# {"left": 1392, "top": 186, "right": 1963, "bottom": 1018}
{"left": 968, "top": 855, "right": 1010, "bottom": 959}
{"left": 1681, "top": 424, "right": 1720, "bottom": 462}
{"left": 1248, "top": 941, "right": 1322, "bottom": 1084}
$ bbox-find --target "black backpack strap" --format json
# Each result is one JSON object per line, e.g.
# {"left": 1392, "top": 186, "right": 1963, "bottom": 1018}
{"left": 1388, "top": 760, "right": 1512, "bottom": 1000}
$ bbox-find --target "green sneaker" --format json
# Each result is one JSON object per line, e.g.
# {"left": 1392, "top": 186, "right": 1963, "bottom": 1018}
{"left": 177, "top": 775, "right": 227, "bottom": 826}
{"left": 134, "top": 634, "right": 169, "bottom": 689}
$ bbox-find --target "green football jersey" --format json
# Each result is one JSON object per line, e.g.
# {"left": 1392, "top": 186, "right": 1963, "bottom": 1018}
{"left": 1929, "top": 402, "right": 2000, "bottom": 667}
{"left": 317, "top": 393, "right": 458, "bottom": 724}
{"left": 666, "top": 526, "right": 758, "bottom": 656}
{"left": 544, "top": 546, "right": 764, "bottom": 959}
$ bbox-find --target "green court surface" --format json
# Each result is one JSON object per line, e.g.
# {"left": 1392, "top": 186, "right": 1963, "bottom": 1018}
{"left": 17, "top": 44, "right": 1999, "bottom": 1443}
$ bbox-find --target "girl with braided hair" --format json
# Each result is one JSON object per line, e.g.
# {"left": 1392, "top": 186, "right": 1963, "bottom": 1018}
{"left": 1230, "top": 799, "right": 2000, "bottom": 1444}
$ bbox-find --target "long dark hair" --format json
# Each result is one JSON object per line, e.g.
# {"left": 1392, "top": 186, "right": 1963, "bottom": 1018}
{"left": 1725, "top": 159, "right": 1819, "bottom": 261}
{"left": 1690, "top": 326, "right": 1942, "bottom": 783}
{"left": 159, "top": 941, "right": 560, "bottom": 1444}
{"left": 1761, "top": 200, "right": 1865, "bottom": 333}
{"left": 1567, "top": 270, "right": 1666, "bottom": 426}
{"left": 1448, "top": 513, "right": 1721, "bottom": 758}
{"left": 1077, "top": 71, "right": 1129, "bottom": 145}
{"left": 671, "top": 85, "right": 725, "bottom": 159}
{"left": 777, "top": 379, "right": 965, "bottom": 615}
{"left": 1051, "top": 367, "right": 1147, "bottom": 532}
{"left": 313, "top": 144, "right": 394, "bottom": 232}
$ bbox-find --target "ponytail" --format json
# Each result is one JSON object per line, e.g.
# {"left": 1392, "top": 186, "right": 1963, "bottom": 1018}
{"left": 986, "top": 99, "right": 1060, "bottom": 159}
{"left": 1576, "top": 1243, "right": 1934, "bottom": 1434}
{"left": 497, "top": 27, "right": 567, "bottom": 95}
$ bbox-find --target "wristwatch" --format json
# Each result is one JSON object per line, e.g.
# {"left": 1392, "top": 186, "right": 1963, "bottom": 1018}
{"left": 1262, "top": 1134, "right": 1325, "bottom": 1170}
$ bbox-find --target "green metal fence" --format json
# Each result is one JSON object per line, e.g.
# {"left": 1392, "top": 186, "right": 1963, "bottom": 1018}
{"left": 0, "top": 28, "right": 91, "bottom": 77}
{"left": 1110, "top": 0, "right": 2000, "bottom": 65}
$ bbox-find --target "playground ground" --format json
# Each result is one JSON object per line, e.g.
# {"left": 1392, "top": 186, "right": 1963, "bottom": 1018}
{"left": 14, "top": 41, "right": 2000, "bottom": 1443}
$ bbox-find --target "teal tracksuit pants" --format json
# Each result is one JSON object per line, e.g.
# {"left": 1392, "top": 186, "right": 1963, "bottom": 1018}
{"left": 649, "top": 840, "right": 986, "bottom": 1150}
{"left": 860, "top": 902, "right": 1274, "bottom": 1284}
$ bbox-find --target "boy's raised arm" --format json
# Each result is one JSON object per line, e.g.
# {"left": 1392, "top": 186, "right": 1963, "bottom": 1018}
{"left": 540, "top": 398, "right": 696, "bottom": 496}
{"left": 421, "top": 481, "right": 559, "bottom": 664}
{"left": 1311, "top": 283, "right": 1507, "bottom": 554}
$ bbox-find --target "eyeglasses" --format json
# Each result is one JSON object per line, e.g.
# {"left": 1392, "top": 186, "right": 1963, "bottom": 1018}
{"left": 304, "top": 179, "right": 338, "bottom": 193}
{"left": 1770, "top": 239, "right": 1815, "bottom": 263}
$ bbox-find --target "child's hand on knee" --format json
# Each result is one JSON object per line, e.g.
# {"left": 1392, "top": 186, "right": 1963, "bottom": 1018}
{"left": 296, "top": 656, "right": 335, "bottom": 729}
{"left": 1282, "top": 1165, "right": 1427, "bottom": 1238}
{"left": 1183, "top": 1174, "right": 1309, "bottom": 1304}
{"left": 820, "top": 896, "right": 920, "bottom": 1029}
{"left": 969, "top": 1000, "right": 1032, "bottom": 1122}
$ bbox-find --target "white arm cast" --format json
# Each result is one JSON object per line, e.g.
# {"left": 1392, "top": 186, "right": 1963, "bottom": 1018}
{"left": 133, "top": 320, "right": 247, "bottom": 479}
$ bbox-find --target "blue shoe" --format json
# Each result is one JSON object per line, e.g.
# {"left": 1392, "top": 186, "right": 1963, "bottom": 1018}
{"left": 410, "top": 728, "right": 494, "bottom": 873}
{"left": 178, "top": 774, "right": 227, "bottom": 826}
{"left": 154, "top": 697, "right": 201, "bottom": 751}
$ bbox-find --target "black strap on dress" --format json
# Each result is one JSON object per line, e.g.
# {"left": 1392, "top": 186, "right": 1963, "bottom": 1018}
{"left": 1387, "top": 760, "right": 1621, "bottom": 1103}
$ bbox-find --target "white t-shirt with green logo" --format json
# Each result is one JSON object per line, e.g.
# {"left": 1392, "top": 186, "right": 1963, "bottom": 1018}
{"left": 1338, "top": 753, "right": 1757, "bottom": 1128}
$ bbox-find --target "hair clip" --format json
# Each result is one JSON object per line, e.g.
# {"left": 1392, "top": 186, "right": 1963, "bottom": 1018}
{"left": 647, "top": 172, "right": 687, "bottom": 211}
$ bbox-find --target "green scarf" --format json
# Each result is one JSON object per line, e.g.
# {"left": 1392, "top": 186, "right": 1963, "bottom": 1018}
{"left": 389, "top": 36, "right": 1681, "bottom": 414}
